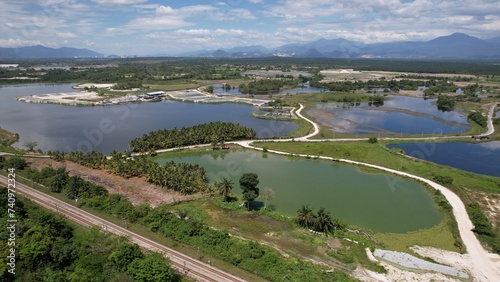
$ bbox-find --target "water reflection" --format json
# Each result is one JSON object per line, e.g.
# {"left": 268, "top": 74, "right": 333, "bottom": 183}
{"left": 308, "top": 95, "right": 469, "bottom": 135}
{"left": 0, "top": 84, "right": 297, "bottom": 153}
{"left": 388, "top": 142, "right": 500, "bottom": 177}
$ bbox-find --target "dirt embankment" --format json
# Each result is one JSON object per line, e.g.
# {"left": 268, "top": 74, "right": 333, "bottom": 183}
{"left": 29, "top": 158, "right": 195, "bottom": 207}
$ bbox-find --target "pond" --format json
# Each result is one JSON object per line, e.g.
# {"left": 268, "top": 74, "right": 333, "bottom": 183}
{"left": 156, "top": 150, "right": 443, "bottom": 233}
{"left": 307, "top": 95, "right": 470, "bottom": 135}
{"left": 388, "top": 141, "right": 500, "bottom": 177}
{"left": 0, "top": 84, "right": 297, "bottom": 153}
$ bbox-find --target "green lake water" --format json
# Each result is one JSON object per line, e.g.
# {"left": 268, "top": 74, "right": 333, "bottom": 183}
{"left": 157, "top": 150, "right": 443, "bottom": 233}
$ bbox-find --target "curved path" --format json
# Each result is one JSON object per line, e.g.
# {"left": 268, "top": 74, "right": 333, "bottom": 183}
{"left": 231, "top": 102, "right": 500, "bottom": 281}
{"left": 0, "top": 175, "right": 246, "bottom": 282}
{"left": 1, "top": 101, "right": 498, "bottom": 281}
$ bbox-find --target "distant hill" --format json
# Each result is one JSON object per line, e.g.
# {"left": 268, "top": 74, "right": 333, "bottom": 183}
{"left": 185, "top": 33, "right": 500, "bottom": 59}
{"left": 0, "top": 45, "right": 103, "bottom": 59}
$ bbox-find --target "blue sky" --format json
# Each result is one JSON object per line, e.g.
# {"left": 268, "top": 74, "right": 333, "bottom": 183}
{"left": 1, "top": 0, "right": 499, "bottom": 56}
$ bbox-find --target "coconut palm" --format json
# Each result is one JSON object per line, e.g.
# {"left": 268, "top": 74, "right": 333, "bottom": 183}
{"left": 296, "top": 205, "right": 315, "bottom": 229}
{"left": 216, "top": 177, "right": 233, "bottom": 202}
{"left": 314, "top": 207, "right": 334, "bottom": 236}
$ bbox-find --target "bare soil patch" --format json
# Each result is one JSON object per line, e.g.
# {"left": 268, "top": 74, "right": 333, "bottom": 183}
{"left": 28, "top": 158, "right": 195, "bottom": 207}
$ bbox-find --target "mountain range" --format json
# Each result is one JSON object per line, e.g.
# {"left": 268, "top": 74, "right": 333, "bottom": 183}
{"left": 0, "top": 33, "right": 499, "bottom": 59}
{"left": 184, "top": 33, "right": 500, "bottom": 59}
{"left": 0, "top": 45, "right": 103, "bottom": 59}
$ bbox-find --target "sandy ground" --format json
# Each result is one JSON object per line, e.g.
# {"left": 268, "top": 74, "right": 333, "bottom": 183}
{"left": 353, "top": 248, "right": 464, "bottom": 282}
{"left": 29, "top": 158, "right": 194, "bottom": 207}
{"left": 73, "top": 83, "right": 115, "bottom": 89}
{"left": 17, "top": 91, "right": 102, "bottom": 105}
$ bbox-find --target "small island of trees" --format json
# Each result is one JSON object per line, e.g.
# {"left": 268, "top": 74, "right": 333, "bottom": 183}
{"left": 130, "top": 122, "right": 256, "bottom": 152}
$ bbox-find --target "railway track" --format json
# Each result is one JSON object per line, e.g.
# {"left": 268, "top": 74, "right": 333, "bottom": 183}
{"left": 0, "top": 175, "right": 246, "bottom": 282}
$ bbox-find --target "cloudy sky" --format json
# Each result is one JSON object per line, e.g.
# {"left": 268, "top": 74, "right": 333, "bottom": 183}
{"left": 1, "top": 0, "right": 499, "bottom": 56}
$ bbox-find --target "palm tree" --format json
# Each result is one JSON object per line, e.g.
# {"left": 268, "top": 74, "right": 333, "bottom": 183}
{"left": 216, "top": 177, "right": 233, "bottom": 202}
{"left": 314, "top": 207, "right": 334, "bottom": 236}
{"left": 296, "top": 205, "right": 315, "bottom": 229}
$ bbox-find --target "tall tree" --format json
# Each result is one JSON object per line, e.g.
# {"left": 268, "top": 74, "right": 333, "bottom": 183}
{"left": 239, "top": 173, "right": 260, "bottom": 210}
{"left": 314, "top": 207, "right": 334, "bottom": 236}
{"left": 216, "top": 177, "right": 233, "bottom": 202}
{"left": 296, "top": 205, "right": 315, "bottom": 229}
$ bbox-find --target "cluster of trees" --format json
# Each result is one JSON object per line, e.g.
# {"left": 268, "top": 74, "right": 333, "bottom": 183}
{"left": 310, "top": 75, "right": 461, "bottom": 94}
{"left": 238, "top": 78, "right": 299, "bottom": 94}
{"left": 436, "top": 95, "right": 456, "bottom": 111}
{"left": 467, "top": 202, "right": 499, "bottom": 254}
{"left": 0, "top": 155, "right": 27, "bottom": 170}
{"left": 47, "top": 151, "right": 208, "bottom": 194}
{"left": 0, "top": 188, "right": 179, "bottom": 282}
{"left": 14, "top": 166, "right": 351, "bottom": 281}
{"left": 468, "top": 112, "right": 487, "bottom": 128}
{"left": 112, "top": 81, "right": 143, "bottom": 90}
{"left": 296, "top": 205, "right": 347, "bottom": 236}
{"left": 216, "top": 173, "right": 264, "bottom": 211}
{"left": 26, "top": 166, "right": 107, "bottom": 199}
{"left": 129, "top": 122, "right": 256, "bottom": 152}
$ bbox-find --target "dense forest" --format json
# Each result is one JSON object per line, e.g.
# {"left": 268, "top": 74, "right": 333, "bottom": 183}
{"left": 129, "top": 122, "right": 256, "bottom": 152}
{"left": 0, "top": 188, "right": 179, "bottom": 282}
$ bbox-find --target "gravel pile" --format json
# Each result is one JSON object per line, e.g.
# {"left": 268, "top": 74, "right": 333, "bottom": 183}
{"left": 374, "top": 249, "right": 469, "bottom": 279}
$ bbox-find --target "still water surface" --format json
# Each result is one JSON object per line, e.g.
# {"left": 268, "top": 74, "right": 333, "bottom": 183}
{"left": 388, "top": 142, "right": 500, "bottom": 177}
{"left": 0, "top": 84, "right": 297, "bottom": 153}
{"left": 157, "top": 150, "right": 443, "bottom": 233}
{"left": 308, "top": 96, "right": 470, "bottom": 135}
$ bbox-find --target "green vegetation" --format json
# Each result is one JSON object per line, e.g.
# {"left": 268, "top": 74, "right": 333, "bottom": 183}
{"left": 0, "top": 187, "right": 179, "bottom": 282}
{"left": 0, "top": 127, "right": 18, "bottom": 147}
{"left": 130, "top": 122, "right": 256, "bottom": 152}
{"left": 435, "top": 95, "right": 456, "bottom": 111}
{"left": 296, "top": 205, "right": 347, "bottom": 236}
{"left": 238, "top": 78, "right": 298, "bottom": 94}
{"left": 254, "top": 141, "right": 499, "bottom": 252}
{"left": 0, "top": 156, "right": 27, "bottom": 170}
{"left": 46, "top": 151, "right": 207, "bottom": 194}
{"left": 112, "top": 81, "right": 143, "bottom": 90}
{"left": 467, "top": 203, "right": 500, "bottom": 253}
{"left": 216, "top": 177, "right": 234, "bottom": 202}
{"left": 239, "top": 173, "right": 260, "bottom": 210}
{"left": 468, "top": 112, "right": 487, "bottom": 128}
{"left": 13, "top": 164, "right": 353, "bottom": 281}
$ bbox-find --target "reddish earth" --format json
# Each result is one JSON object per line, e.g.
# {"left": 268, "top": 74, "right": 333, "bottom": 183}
{"left": 29, "top": 158, "right": 197, "bottom": 207}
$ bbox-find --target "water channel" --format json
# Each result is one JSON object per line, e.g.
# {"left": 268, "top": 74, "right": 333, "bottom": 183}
{"left": 157, "top": 150, "right": 443, "bottom": 233}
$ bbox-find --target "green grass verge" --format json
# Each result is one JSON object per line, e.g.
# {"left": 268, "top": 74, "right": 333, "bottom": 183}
{"left": 253, "top": 140, "right": 500, "bottom": 252}
{"left": 0, "top": 169, "right": 268, "bottom": 282}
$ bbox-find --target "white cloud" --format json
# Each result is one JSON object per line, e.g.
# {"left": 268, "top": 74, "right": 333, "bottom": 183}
{"left": 56, "top": 32, "right": 78, "bottom": 38}
{"left": 92, "top": 0, "right": 147, "bottom": 5}
{"left": 229, "top": 8, "right": 257, "bottom": 20}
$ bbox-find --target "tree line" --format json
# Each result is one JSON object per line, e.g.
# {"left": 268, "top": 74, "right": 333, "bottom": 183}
{"left": 7, "top": 163, "right": 353, "bottom": 281}
{"left": 46, "top": 150, "right": 207, "bottom": 194}
{"left": 238, "top": 78, "right": 299, "bottom": 94}
{"left": 296, "top": 205, "right": 347, "bottom": 236}
{"left": 129, "top": 122, "right": 256, "bottom": 152}
{"left": 0, "top": 187, "right": 179, "bottom": 282}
